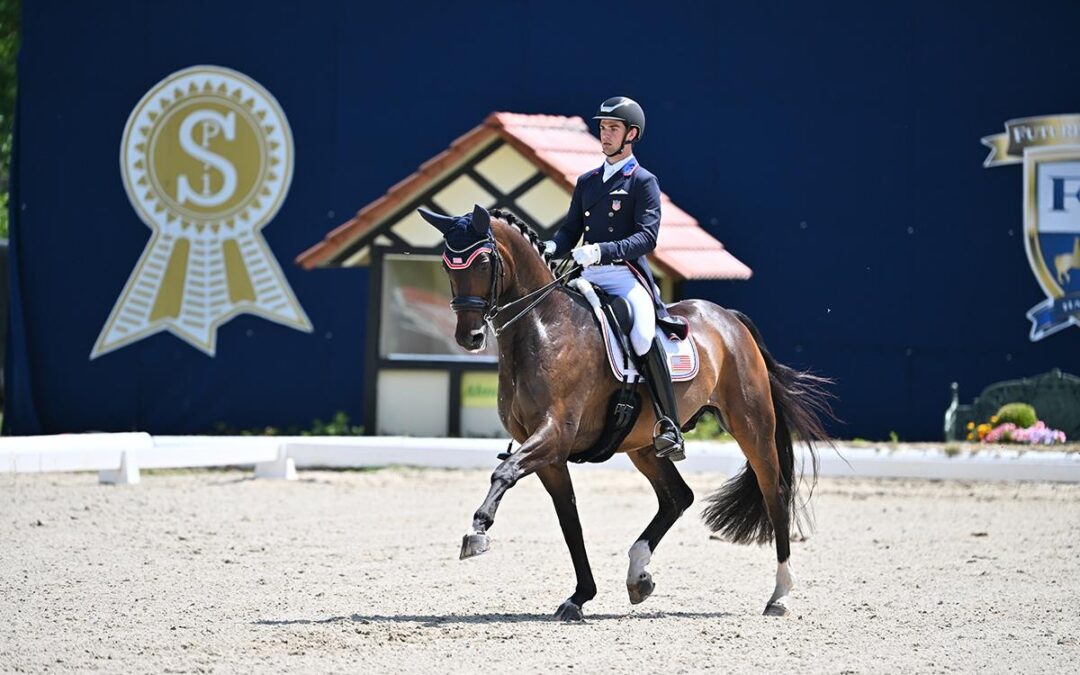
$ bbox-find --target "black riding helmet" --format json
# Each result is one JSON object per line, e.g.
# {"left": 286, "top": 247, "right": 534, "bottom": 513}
{"left": 593, "top": 96, "right": 645, "bottom": 156}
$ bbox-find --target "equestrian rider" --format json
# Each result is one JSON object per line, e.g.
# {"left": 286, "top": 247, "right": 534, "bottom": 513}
{"left": 543, "top": 96, "right": 685, "bottom": 461}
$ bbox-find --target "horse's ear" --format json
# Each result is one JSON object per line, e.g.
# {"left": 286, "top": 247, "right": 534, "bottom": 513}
{"left": 417, "top": 208, "right": 456, "bottom": 235}
{"left": 470, "top": 204, "right": 491, "bottom": 237}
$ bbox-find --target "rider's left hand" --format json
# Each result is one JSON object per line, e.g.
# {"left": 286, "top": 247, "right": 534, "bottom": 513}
{"left": 571, "top": 244, "right": 601, "bottom": 267}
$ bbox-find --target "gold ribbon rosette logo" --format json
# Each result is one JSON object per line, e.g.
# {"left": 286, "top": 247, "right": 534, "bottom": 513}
{"left": 92, "top": 65, "right": 312, "bottom": 358}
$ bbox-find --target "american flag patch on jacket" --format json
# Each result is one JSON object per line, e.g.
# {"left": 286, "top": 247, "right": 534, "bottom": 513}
{"left": 670, "top": 355, "right": 692, "bottom": 373}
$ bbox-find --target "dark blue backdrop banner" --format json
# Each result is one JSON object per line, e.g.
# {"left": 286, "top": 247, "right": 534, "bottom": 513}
{"left": 7, "top": 0, "right": 1078, "bottom": 439}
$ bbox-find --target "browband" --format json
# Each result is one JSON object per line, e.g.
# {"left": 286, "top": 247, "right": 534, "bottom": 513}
{"left": 443, "top": 245, "right": 493, "bottom": 270}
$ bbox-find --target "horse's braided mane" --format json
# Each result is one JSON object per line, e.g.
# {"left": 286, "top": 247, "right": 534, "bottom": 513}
{"left": 490, "top": 208, "right": 559, "bottom": 273}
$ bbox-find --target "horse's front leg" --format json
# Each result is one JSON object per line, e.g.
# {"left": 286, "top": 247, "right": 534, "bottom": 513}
{"left": 536, "top": 462, "right": 596, "bottom": 621}
{"left": 460, "top": 418, "right": 572, "bottom": 560}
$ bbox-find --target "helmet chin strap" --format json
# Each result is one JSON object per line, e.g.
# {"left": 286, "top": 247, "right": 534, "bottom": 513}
{"left": 603, "top": 144, "right": 625, "bottom": 158}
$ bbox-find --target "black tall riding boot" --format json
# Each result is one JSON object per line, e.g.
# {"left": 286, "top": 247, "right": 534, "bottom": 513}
{"left": 640, "top": 337, "right": 686, "bottom": 461}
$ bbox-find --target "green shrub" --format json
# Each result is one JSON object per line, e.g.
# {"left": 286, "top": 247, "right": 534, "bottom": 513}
{"left": 684, "top": 410, "right": 733, "bottom": 441}
{"left": 210, "top": 411, "right": 363, "bottom": 436}
{"left": 994, "top": 402, "right": 1037, "bottom": 429}
{"left": 303, "top": 411, "right": 364, "bottom": 436}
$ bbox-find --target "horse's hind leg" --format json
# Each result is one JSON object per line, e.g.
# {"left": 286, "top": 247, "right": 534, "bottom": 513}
{"left": 755, "top": 463, "right": 796, "bottom": 617}
{"left": 625, "top": 448, "right": 695, "bottom": 604}
{"left": 703, "top": 309, "right": 832, "bottom": 617}
{"left": 718, "top": 386, "right": 796, "bottom": 616}
{"left": 536, "top": 463, "right": 596, "bottom": 621}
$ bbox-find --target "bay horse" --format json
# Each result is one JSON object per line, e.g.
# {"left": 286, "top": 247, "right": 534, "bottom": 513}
{"left": 419, "top": 204, "right": 833, "bottom": 620}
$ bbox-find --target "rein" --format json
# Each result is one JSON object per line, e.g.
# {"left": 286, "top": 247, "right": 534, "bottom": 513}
{"left": 443, "top": 236, "right": 578, "bottom": 338}
{"left": 486, "top": 266, "right": 578, "bottom": 337}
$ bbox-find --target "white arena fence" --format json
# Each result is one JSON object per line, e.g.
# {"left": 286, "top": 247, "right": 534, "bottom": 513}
{"left": 1, "top": 433, "right": 1078, "bottom": 484}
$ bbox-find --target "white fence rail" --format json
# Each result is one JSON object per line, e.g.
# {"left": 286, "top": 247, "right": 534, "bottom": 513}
{"left": 1, "top": 434, "right": 1078, "bottom": 484}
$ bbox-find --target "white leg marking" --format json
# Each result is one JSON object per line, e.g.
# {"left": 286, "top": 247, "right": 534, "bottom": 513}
{"left": 767, "top": 560, "right": 796, "bottom": 607}
{"left": 627, "top": 539, "right": 652, "bottom": 584}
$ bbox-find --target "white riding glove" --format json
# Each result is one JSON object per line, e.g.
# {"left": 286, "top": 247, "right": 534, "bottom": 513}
{"left": 571, "top": 243, "right": 602, "bottom": 267}
{"left": 542, "top": 240, "right": 556, "bottom": 257}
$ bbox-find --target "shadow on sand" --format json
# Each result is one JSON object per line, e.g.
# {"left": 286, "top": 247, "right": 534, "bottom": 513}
{"left": 254, "top": 610, "right": 733, "bottom": 628}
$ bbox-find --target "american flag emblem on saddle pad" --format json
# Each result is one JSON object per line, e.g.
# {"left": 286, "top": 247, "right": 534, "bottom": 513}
{"left": 670, "top": 354, "right": 693, "bottom": 375}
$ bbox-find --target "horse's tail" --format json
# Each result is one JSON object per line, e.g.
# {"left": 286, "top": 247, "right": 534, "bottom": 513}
{"left": 702, "top": 309, "right": 836, "bottom": 545}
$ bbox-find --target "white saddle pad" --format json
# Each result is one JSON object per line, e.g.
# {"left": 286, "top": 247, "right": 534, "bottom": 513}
{"left": 570, "top": 279, "right": 699, "bottom": 383}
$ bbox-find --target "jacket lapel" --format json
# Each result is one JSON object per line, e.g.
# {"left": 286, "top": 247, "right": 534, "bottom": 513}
{"left": 584, "top": 159, "right": 637, "bottom": 210}
{"left": 581, "top": 169, "right": 607, "bottom": 210}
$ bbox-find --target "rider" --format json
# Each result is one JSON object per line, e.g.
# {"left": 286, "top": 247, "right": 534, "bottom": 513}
{"left": 543, "top": 96, "right": 685, "bottom": 461}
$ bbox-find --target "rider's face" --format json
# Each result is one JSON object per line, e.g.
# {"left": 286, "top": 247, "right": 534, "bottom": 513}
{"left": 599, "top": 120, "right": 626, "bottom": 150}
{"left": 599, "top": 120, "right": 636, "bottom": 158}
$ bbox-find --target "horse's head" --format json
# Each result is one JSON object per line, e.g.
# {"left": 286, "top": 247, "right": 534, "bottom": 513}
{"left": 418, "top": 204, "right": 500, "bottom": 352}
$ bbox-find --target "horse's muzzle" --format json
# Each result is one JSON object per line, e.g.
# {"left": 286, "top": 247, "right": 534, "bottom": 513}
{"left": 455, "top": 320, "right": 487, "bottom": 352}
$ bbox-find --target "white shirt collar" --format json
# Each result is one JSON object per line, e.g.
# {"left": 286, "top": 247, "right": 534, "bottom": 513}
{"left": 602, "top": 154, "right": 634, "bottom": 182}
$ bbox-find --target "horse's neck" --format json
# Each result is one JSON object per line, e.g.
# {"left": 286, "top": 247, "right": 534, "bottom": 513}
{"left": 496, "top": 226, "right": 556, "bottom": 303}
{"left": 496, "top": 289, "right": 577, "bottom": 366}
{"left": 492, "top": 224, "right": 578, "bottom": 356}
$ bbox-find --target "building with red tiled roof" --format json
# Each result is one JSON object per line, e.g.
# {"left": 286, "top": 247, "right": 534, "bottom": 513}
{"left": 297, "top": 112, "right": 751, "bottom": 437}
{"left": 297, "top": 112, "right": 750, "bottom": 282}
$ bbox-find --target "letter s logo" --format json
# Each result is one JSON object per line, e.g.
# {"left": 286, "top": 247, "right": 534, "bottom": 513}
{"left": 176, "top": 110, "right": 238, "bottom": 208}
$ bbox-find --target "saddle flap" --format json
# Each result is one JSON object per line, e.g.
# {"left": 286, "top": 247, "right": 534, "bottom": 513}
{"left": 593, "top": 287, "right": 635, "bottom": 359}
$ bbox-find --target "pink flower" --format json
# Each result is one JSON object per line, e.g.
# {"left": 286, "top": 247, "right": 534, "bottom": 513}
{"left": 983, "top": 423, "right": 1017, "bottom": 444}
{"left": 981, "top": 419, "right": 1067, "bottom": 445}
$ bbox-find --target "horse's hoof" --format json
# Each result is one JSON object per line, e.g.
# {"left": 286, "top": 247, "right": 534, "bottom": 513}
{"left": 627, "top": 574, "right": 655, "bottom": 604}
{"left": 554, "top": 600, "right": 584, "bottom": 622}
{"left": 459, "top": 532, "right": 490, "bottom": 560}
{"left": 763, "top": 600, "right": 791, "bottom": 617}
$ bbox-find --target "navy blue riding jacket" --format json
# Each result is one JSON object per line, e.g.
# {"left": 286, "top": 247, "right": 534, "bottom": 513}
{"left": 551, "top": 157, "right": 672, "bottom": 319}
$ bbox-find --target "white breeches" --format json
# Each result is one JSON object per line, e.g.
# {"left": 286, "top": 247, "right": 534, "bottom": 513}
{"left": 582, "top": 264, "right": 655, "bottom": 356}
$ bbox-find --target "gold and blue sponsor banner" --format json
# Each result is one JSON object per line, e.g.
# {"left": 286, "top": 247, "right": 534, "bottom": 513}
{"left": 983, "top": 119, "right": 1080, "bottom": 341}
{"left": 981, "top": 114, "right": 1080, "bottom": 167}
{"left": 1020, "top": 149, "right": 1080, "bottom": 340}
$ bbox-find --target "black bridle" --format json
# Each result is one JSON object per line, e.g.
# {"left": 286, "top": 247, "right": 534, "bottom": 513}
{"left": 443, "top": 235, "right": 503, "bottom": 315}
{"left": 443, "top": 235, "right": 578, "bottom": 338}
